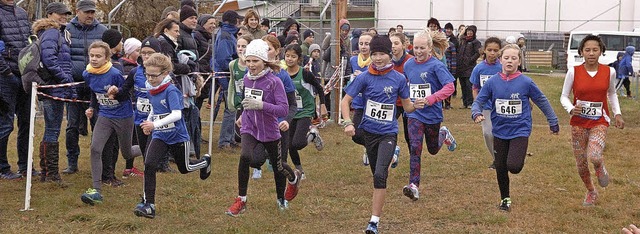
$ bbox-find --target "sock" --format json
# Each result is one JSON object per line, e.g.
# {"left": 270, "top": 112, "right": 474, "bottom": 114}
{"left": 370, "top": 215, "right": 380, "bottom": 223}
{"left": 239, "top": 196, "right": 247, "bottom": 202}
{"left": 288, "top": 175, "right": 298, "bottom": 184}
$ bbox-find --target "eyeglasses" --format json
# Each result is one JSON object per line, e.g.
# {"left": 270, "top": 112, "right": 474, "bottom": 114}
{"left": 145, "top": 71, "right": 166, "bottom": 79}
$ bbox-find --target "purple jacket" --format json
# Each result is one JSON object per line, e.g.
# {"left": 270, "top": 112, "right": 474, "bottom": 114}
{"left": 240, "top": 71, "right": 289, "bottom": 142}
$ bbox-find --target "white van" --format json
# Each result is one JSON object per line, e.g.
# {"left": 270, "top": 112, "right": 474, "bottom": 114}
{"left": 567, "top": 31, "right": 640, "bottom": 70}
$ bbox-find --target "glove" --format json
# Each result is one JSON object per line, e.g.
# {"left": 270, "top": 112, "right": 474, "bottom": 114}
{"left": 178, "top": 53, "right": 190, "bottom": 65}
{"left": 550, "top": 124, "right": 559, "bottom": 134}
{"left": 242, "top": 98, "right": 263, "bottom": 110}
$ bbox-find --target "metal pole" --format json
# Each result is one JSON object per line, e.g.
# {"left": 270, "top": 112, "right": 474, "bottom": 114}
{"left": 320, "top": 0, "right": 333, "bottom": 42}
{"left": 557, "top": 0, "right": 561, "bottom": 32}
{"left": 374, "top": 0, "right": 378, "bottom": 30}
{"left": 108, "top": 0, "right": 128, "bottom": 28}
{"left": 21, "top": 82, "right": 38, "bottom": 212}
{"left": 16, "top": 0, "right": 25, "bottom": 6}
{"left": 330, "top": 0, "right": 338, "bottom": 121}
{"left": 618, "top": 0, "right": 622, "bottom": 31}
{"left": 212, "top": 0, "right": 230, "bottom": 16}
{"left": 544, "top": 0, "right": 547, "bottom": 32}
{"left": 485, "top": 1, "right": 489, "bottom": 38}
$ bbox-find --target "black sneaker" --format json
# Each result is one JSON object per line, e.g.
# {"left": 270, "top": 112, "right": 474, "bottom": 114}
{"left": 134, "top": 203, "right": 156, "bottom": 219}
{"left": 62, "top": 167, "right": 78, "bottom": 174}
{"left": 18, "top": 169, "right": 40, "bottom": 178}
{"left": 488, "top": 162, "right": 496, "bottom": 170}
{"left": 498, "top": 197, "right": 511, "bottom": 212}
{"left": 200, "top": 154, "right": 211, "bottom": 180}
{"left": 0, "top": 170, "right": 22, "bottom": 180}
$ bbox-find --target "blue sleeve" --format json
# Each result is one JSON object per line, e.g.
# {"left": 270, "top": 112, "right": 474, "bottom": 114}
{"left": 528, "top": 80, "right": 558, "bottom": 126}
{"left": 471, "top": 79, "right": 491, "bottom": 119}
{"left": 345, "top": 73, "right": 365, "bottom": 98}
{"left": 278, "top": 70, "right": 296, "bottom": 93}
{"left": 40, "top": 29, "right": 72, "bottom": 83}
{"left": 168, "top": 88, "right": 184, "bottom": 111}
{"left": 622, "top": 57, "right": 633, "bottom": 76}
{"left": 214, "top": 36, "right": 235, "bottom": 72}
{"left": 469, "top": 64, "right": 480, "bottom": 86}
{"left": 398, "top": 77, "right": 409, "bottom": 99}
{"left": 436, "top": 63, "right": 455, "bottom": 85}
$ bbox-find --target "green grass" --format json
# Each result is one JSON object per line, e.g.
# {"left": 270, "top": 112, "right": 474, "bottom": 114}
{"left": 1, "top": 74, "right": 639, "bottom": 233}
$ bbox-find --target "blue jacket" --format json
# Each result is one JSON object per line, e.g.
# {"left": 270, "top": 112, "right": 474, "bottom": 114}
{"left": 618, "top": 46, "right": 635, "bottom": 78}
{"left": 37, "top": 24, "right": 74, "bottom": 99}
{"left": 213, "top": 23, "right": 238, "bottom": 90}
{"left": 66, "top": 17, "right": 107, "bottom": 82}
{"left": 0, "top": 3, "right": 30, "bottom": 76}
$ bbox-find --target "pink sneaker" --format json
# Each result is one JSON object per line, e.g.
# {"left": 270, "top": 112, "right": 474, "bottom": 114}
{"left": 123, "top": 167, "right": 144, "bottom": 178}
{"left": 582, "top": 190, "right": 598, "bottom": 206}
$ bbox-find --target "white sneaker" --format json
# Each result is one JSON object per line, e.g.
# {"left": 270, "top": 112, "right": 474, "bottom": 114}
{"left": 252, "top": 168, "right": 262, "bottom": 179}
{"left": 391, "top": 145, "right": 400, "bottom": 168}
{"left": 402, "top": 183, "right": 419, "bottom": 201}
{"left": 362, "top": 149, "right": 369, "bottom": 166}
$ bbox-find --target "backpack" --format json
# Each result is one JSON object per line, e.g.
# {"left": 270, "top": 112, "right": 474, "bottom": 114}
{"left": 18, "top": 34, "right": 58, "bottom": 92}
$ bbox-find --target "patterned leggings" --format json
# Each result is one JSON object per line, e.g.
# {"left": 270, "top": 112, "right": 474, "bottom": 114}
{"left": 407, "top": 118, "right": 442, "bottom": 187}
{"left": 571, "top": 125, "right": 607, "bottom": 192}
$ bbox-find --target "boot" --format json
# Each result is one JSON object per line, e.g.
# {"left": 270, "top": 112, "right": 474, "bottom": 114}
{"left": 39, "top": 142, "right": 47, "bottom": 182}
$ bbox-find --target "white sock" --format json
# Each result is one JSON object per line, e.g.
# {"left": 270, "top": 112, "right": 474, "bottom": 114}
{"left": 239, "top": 196, "right": 247, "bottom": 202}
{"left": 370, "top": 215, "right": 380, "bottom": 223}
{"left": 289, "top": 175, "right": 298, "bottom": 184}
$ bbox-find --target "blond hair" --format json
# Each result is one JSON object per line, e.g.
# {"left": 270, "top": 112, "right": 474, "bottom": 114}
{"left": 499, "top": 44, "right": 522, "bottom": 60}
{"left": 144, "top": 53, "right": 174, "bottom": 72}
{"left": 88, "top": 41, "right": 112, "bottom": 58}
{"left": 413, "top": 28, "right": 448, "bottom": 59}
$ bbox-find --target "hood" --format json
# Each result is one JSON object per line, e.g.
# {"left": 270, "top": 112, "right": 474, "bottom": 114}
{"left": 282, "top": 18, "right": 300, "bottom": 36}
{"left": 33, "top": 18, "right": 61, "bottom": 34}
{"left": 465, "top": 25, "right": 477, "bottom": 40}
{"left": 352, "top": 28, "right": 362, "bottom": 38}
{"left": 339, "top": 19, "right": 350, "bottom": 30}
{"left": 625, "top": 46, "right": 635, "bottom": 56}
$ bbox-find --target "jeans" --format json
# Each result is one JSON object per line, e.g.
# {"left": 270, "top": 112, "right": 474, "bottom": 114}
{"left": 65, "top": 101, "right": 88, "bottom": 168}
{"left": 218, "top": 91, "right": 236, "bottom": 146}
{"left": 0, "top": 74, "right": 31, "bottom": 172}
{"left": 41, "top": 99, "right": 65, "bottom": 143}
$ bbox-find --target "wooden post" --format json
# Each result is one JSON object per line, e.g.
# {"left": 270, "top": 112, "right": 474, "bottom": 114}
{"left": 333, "top": 0, "right": 347, "bottom": 122}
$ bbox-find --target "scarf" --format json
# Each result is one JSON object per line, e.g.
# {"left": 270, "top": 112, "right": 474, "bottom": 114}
{"left": 164, "top": 33, "right": 178, "bottom": 45}
{"left": 498, "top": 71, "right": 522, "bottom": 82}
{"left": 86, "top": 61, "right": 113, "bottom": 75}
{"left": 392, "top": 51, "right": 407, "bottom": 67}
{"left": 368, "top": 63, "right": 394, "bottom": 76}
{"left": 465, "top": 35, "right": 474, "bottom": 41}
{"left": 247, "top": 68, "right": 272, "bottom": 80}
{"left": 146, "top": 75, "right": 173, "bottom": 96}
{"left": 357, "top": 53, "right": 372, "bottom": 68}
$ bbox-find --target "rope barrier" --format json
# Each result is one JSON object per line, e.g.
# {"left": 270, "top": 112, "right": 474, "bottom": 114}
{"left": 36, "top": 81, "right": 85, "bottom": 89}
{"left": 36, "top": 92, "right": 90, "bottom": 103}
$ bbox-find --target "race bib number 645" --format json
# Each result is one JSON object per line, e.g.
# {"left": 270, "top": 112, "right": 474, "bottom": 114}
{"left": 365, "top": 100, "right": 394, "bottom": 122}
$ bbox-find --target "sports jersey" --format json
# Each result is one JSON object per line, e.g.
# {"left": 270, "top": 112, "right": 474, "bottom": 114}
{"left": 149, "top": 84, "right": 189, "bottom": 144}
{"left": 84, "top": 67, "right": 133, "bottom": 119}
{"left": 470, "top": 59, "right": 502, "bottom": 110}
{"left": 403, "top": 56, "right": 455, "bottom": 124}
{"left": 133, "top": 66, "right": 151, "bottom": 125}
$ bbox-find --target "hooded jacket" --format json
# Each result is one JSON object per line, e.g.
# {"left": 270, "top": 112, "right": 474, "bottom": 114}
{"left": 456, "top": 25, "right": 481, "bottom": 77}
{"left": 277, "top": 18, "right": 300, "bottom": 47}
{"left": 33, "top": 19, "right": 74, "bottom": 99}
{"left": 213, "top": 22, "right": 238, "bottom": 90}
{"left": 66, "top": 17, "right": 107, "bottom": 82}
{"left": 193, "top": 17, "right": 213, "bottom": 73}
{"left": 350, "top": 28, "right": 362, "bottom": 52}
{"left": 618, "top": 46, "right": 635, "bottom": 78}
{"left": 0, "top": 2, "right": 30, "bottom": 76}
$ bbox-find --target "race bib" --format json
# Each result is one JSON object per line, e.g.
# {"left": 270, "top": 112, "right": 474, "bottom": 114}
{"left": 234, "top": 80, "right": 244, "bottom": 95}
{"left": 96, "top": 93, "right": 119, "bottom": 107}
{"left": 136, "top": 98, "right": 152, "bottom": 113}
{"left": 409, "top": 84, "right": 431, "bottom": 99}
{"left": 577, "top": 100, "right": 603, "bottom": 120}
{"left": 365, "top": 100, "right": 394, "bottom": 122}
{"left": 295, "top": 94, "right": 303, "bottom": 109}
{"left": 495, "top": 99, "right": 522, "bottom": 116}
{"left": 480, "top": 75, "right": 491, "bottom": 87}
{"left": 150, "top": 113, "right": 175, "bottom": 130}
{"left": 244, "top": 88, "right": 263, "bottom": 101}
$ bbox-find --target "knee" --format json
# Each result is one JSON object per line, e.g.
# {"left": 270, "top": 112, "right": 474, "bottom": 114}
{"left": 372, "top": 172, "right": 388, "bottom": 189}
{"left": 507, "top": 163, "right": 523, "bottom": 174}
{"left": 291, "top": 140, "right": 306, "bottom": 151}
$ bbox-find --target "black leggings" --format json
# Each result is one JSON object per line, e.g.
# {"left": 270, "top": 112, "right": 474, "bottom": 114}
{"left": 395, "top": 105, "right": 411, "bottom": 154}
{"left": 616, "top": 78, "right": 632, "bottom": 96}
{"left": 288, "top": 117, "right": 312, "bottom": 166}
{"left": 364, "top": 131, "right": 397, "bottom": 189}
{"left": 143, "top": 139, "right": 207, "bottom": 204}
{"left": 352, "top": 109, "right": 366, "bottom": 146}
{"left": 494, "top": 136, "right": 529, "bottom": 199}
{"left": 238, "top": 134, "right": 295, "bottom": 199}
{"left": 127, "top": 125, "right": 149, "bottom": 169}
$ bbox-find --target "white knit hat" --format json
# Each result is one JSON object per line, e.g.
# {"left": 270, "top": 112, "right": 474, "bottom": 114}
{"left": 124, "top": 38, "right": 142, "bottom": 55}
{"left": 245, "top": 39, "right": 270, "bottom": 62}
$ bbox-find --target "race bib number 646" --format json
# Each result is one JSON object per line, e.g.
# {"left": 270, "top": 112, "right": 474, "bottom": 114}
{"left": 495, "top": 99, "right": 522, "bottom": 116}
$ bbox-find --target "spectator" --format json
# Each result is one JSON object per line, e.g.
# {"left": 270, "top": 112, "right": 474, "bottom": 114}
{"left": 456, "top": 25, "right": 481, "bottom": 109}
{"left": 194, "top": 14, "right": 216, "bottom": 109}
{"left": 396, "top": 24, "right": 404, "bottom": 34}
{"left": 367, "top": 27, "right": 378, "bottom": 36}
{"left": 120, "top": 38, "right": 141, "bottom": 75}
{"left": 244, "top": 9, "right": 266, "bottom": 39}
{"left": 260, "top": 18, "right": 270, "bottom": 32}
{"left": 427, "top": 18, "right": 442, "bottom": 32}
{"left": 388, "top": 27, "right": 396, "bottom": 35}
{"left": 301, "top": 29, "right": 314, "bottom": 56}
{"left": 64, "top": 0, "right": 108, "bottom": 174}
{"left": 277, "top": 18, "right": 300, "bottom": 49}
{"left": 351, "top": 28, "right": 362, "bottom": 56}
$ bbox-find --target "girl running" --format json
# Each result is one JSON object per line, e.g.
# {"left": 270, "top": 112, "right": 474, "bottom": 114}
{"left": 80, "top": 41, "right": 138, "bottom": 205}
{"left": 341, "top": 35, "right": 426, "bottom": 234}
{"left": 470, "top": 37, "right": 502, "bottom": 169}
{"left": 471, "top": 44, "right": 559, "bottom": 212}
{"left": 133, "top": 53, "right": 211, "bottom": 219}
{"left": 560, "top": 35, "right": 624, "bottom": 206}
{"left": 226, "top": 39, "right": 302, "bottom": 217}
{"left": 390, "top": 32, "right": 413, "bottom": 163}
{"left": 401, "top": 29, "right": 457, "bottom": 202}
{"left": 227, "top": 34, "right": 253, "bottom": 145}
{"left": 283, "top": 44, "right": 326, "bottom": 178}
{"left": 348, "top": 32, "right": 374, "bottom": 166}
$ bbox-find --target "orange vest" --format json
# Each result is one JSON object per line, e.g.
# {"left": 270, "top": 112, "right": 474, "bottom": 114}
{"left": 570, "top": 64, "right": 611, "bottom": 128}
{"left": 394, "top": 54, "right": 413, "bottom": 106}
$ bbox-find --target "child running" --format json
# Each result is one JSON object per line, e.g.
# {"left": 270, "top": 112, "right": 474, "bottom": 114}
{"left": 283, "top": 44, "right": 326, "bottom": 179}
{"left": 471, "top": 44, "right": 559, "bottom": 212}
{"left": 225, "top": 39, "right": 302, "bottom": 217}
{"left": 133, "top": 53, "right": 211, "bottom": 218}
{"left": 401, "top": 29, "right": 457, "bottom": 202}
{"left": 389, "top": 32, "right": 413, "bottom": 161}
{"left": 470, "top": 37, "right": 502, "bottom": 169}
{"left": 560, "top": 35, "right": 624, "bottom": 206}
{"left": 341, "top": 35, "right": 426, "bottom": 234}
{"left": 227, "top": 34, "right": 254, "bottom": 147}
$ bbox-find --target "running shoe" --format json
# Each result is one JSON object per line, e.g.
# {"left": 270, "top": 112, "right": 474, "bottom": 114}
{"left": 252, "top": 168, "right": 262, "bottom": 179}
{"left": 596, "top": 166, "right": 609, "bottom": 187}
{"left": 225, "top": 197, "right": 246, "bottom": 217}
{"left": 365, "top": 222, "right": 379, "bottom": 234}
{"left": 402, "top": 183, "right": 419, "bottom": 201}
{"left": 81, "top": 188, "right": 103, "bottom": 205}
{"left": 277, "top": 198, "right": 289, "bottom": 211}
{"left": 103, "top": 177, "right": 125, "bottom": 187}
{"left": 200, "top": 154, "right": 211, "bottom": 180}
{"left": 312, "top": 128, "right": 324, "bottom": 151}
{"left": 0, "top": 170, "right": 22, "bottom": 180}
{"left": 498, "top": 197, "right": 511, "bottom": 211}
{"left": 133, "top": 203, "right": 156, "bottom": 219}
{"left": 123, "top": 167, "right": 144, "bottom": 178}
{"left": 439, "top": 126, "right": 457, "bottom": 151}
{"left": 284, "top": 169, "right": 302, "bottom": 201}
{"left": 363, "top": 148, "right": 369, "bottom": 166}
{"left": 488, "top": 161, "right": 496, "bottom": 170}
{"left": 391, "top": 145, "right": 400, "bottom": 168}
{"left": 582, "top": 190, "right": 598, "bottom": 206}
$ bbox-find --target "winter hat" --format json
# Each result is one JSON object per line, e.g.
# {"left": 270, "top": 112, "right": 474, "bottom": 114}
{"left": 124, "top": 38, "right": 142, "bottom": 55}
{"left": 141, "top": 36, "right": 161, "bottom": 52}
{"left": 222, "top": 10, "right": 243, "bottom": 25}
{"left": 303, "top": 29, "right": 314, "bottom": 40}
{"left": 198, "top": 14, "right": 214, "bottom": 27}
{"left": 180, "top": 5, "right": 198, "bottom": 23}
{"left": 245, "top": 39, "right": 270, "bottom": 62}
{"left": 285, "top": 34, "right": 299, "bottom": 45}
{"left": 76, "top": 0, "right": 97, "bottom": 12}
{"left": 180, "top": 0, "right": 196, "bottom": 9}
{"left": 444, "top": 23, "right": 454, "bottom": 30}
{"left": 102, "top": 29, "right": 123, "bottom": 49}
{"left": 261, "top": 18, "right": 270, "bottom": 27}
{"left": 309, "top": 44, "right": 321, "bottom": 53}
{"left": 369, "top": 35, "right": 392, "bottom": 55}
{"left": 505, "top": 36, "right": 516, "bottom": 44}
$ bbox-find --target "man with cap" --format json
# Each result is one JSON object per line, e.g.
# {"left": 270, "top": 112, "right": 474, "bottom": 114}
{"left": 301, "top": 29, "right": 314, "bottom": 56}
{"left": 64, "top": 0, "right": 108, "bottom": 174}
{"left": 0, "top": 0, "right": 33, "bottom": 179}
{"left": 194, "top": 14, "right": 216, "bottom": 110}
{"left": 33, "top": 2, "right": 75, "bottom": 184}
{"left": 214, "top": 10, "right": 243, "bottom": 149}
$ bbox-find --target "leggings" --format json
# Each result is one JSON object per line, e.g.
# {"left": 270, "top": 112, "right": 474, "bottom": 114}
{"left": 90, "top": 116, "right": 134, "bottom": 192}
{"left": 571, "top": 125, "right": 607, "bottom": 192}
{"left": 352, "top": 109, "right": 365, "bottom": 146}
{"left": 143, "top": 139, "right": 208, "bottom": 204}
{"left": 494, "top": 136, "right": 529, "bottom": 199}
{"left": 129, "top": 125, "right": 149, "bottom": 169}
{"left": 364, "top": 131, "right": 397, "bottom": 189}
{"left": 238, "top": 134, "right": 295, "bottom": 199}
{"left": 407, "top": 118, "right": 442, "bottom": 187}
{"left": 480, "top": 110, "right": 495, "bottom": 162}
{"left": 394, "top": 105, "right": 411, "bottom": 156}
{"left": 615, "top": 77, "right": 631, "bottom": 96}
{"left": 288, "top": 117, "right": 312, "bottom": 167}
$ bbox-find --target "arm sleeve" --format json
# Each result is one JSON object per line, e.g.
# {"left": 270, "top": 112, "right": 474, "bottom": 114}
{"left": 261, "top": 80, "right": 289, "bottom": 118}
{"left": 559, "top": 67, "right": 575, "bottom": 114}
{"left": 152, "top": 109, "right": 182, "bottom": 128}
{"left": 470, "top": 80, "right": 491, "bottom": 119}
{"left": 607, "top": 68, "right": 622, "bottom": 116}
{"left": 114, "top": 69, "right": 135, "bottom": 101}
{"left": 427, "top": 82, "right": 454, "bottom": 105}
{"left": 529, "top": 80, "right": 559, "bottom": 126}
{"left": 90, "top": 92, "right": 99, "bottom": 110}
{"left": 226, "top": 61, "right": 237, "bottom": 110}
{"left": 214, "top": 38, "right": 234, "bottom": 73}
{"left": 284, "top": 91, "right": 296, "bottom": 123}
{"left": 470, "top": 41, "right": 482, "bottom": 63}
{"left": 302, "top": 70, "right": 325, "bottom": 105}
